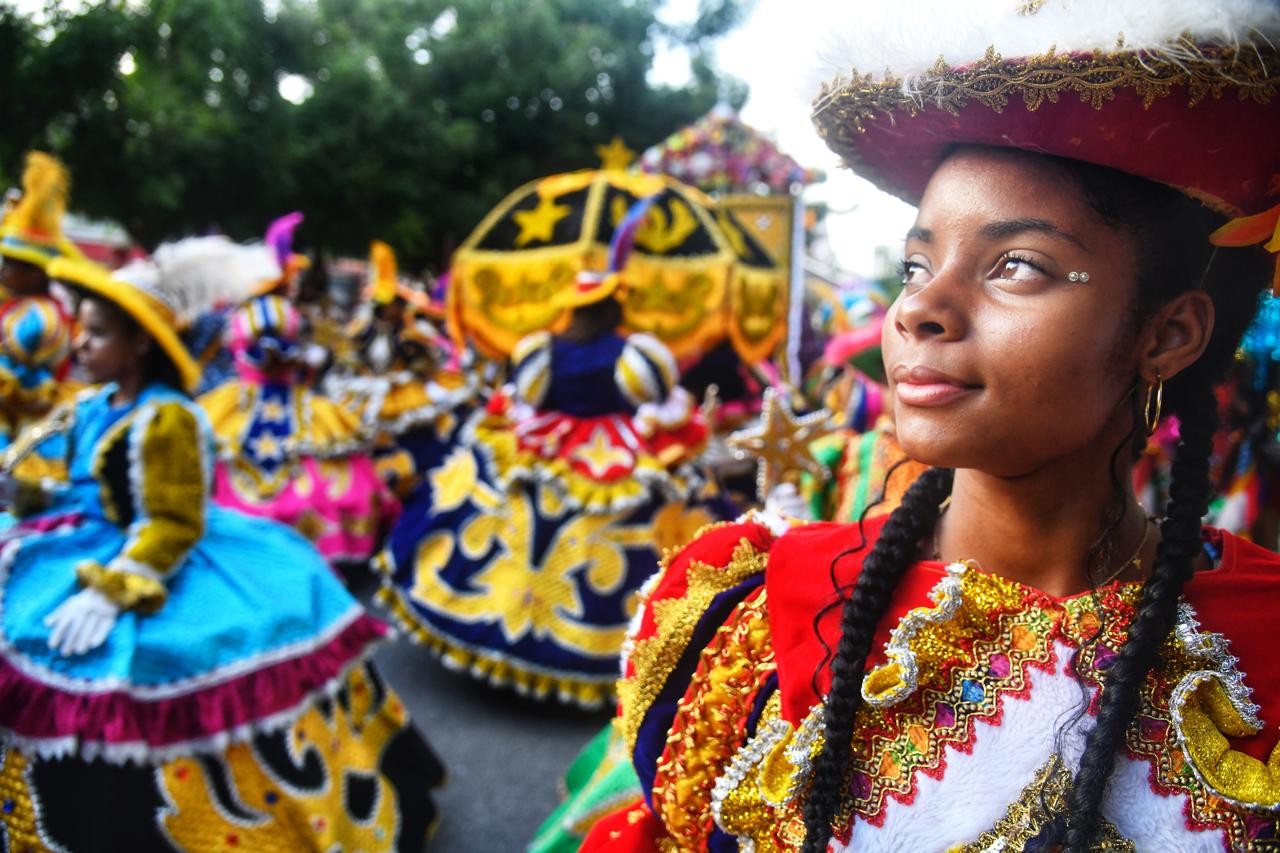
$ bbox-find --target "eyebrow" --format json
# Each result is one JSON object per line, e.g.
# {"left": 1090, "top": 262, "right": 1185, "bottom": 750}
{"left": 979, "top": 217, "right": 1089, "bottom": 251}
{"left": 903, "top": 218, "right": 1089, "bottom": 251}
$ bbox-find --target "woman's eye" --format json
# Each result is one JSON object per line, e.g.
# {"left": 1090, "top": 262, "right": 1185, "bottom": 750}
{"left": 900, "top": 260, "right": 929, "bottom": 285}
{"left": 994, "top": 255, "right": 1043, "bottom": 281}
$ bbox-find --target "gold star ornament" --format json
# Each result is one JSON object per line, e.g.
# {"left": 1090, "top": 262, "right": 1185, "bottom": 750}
{"left": 596, "top": 136, "right": 635, "bottom": 171}
{"left": 727, "top": 387, "right": 840, "bottom": 502}
{"left": 513, "top": 192, "right": 572, "bottom": 247}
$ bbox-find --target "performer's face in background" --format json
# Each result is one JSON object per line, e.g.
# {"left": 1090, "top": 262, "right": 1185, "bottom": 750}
{"left": 0, "top": 258, "right": 48, "bottom": 297}
{"left": 74, "top": 296, "right": 149, "bottom": 386}
{"left": 882, "top": 146, "right": 1142, "bottom": 478}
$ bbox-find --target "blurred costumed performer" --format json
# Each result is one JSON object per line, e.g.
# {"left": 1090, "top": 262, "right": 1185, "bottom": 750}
{"left": 0, "top": 253, "right": 443, "bottom": 851}
{"left": 376, "top": 196, "right": 733, "bottom": 707}
{"left": 200, "top": 283, "right": 400, "bottom": 567}
{"left": 334, "top": 240, "right": 473, "bottom": 494}
{"left": 0, "top": 152, "right": 84, "bottom": 480}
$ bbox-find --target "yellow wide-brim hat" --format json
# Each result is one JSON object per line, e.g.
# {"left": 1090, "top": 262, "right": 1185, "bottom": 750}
{"left": 46, "top": 257, "right": 201, "bottom": 393}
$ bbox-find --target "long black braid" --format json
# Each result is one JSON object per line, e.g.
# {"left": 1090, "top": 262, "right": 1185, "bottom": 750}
{"left": 1061, "top": 384, "right": 1216, "bottom": 849}
{"left": 799, "top": 149, "right": 1271, "bottom": 851}
{"left": 800, "top": 466, "right": 954, "bottom": 852}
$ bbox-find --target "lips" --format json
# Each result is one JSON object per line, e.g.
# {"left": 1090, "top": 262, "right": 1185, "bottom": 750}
{"left": 891, "top": 364, "right": 980, "bottom": 408}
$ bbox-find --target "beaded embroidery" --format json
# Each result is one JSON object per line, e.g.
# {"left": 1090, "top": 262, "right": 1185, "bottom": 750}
{"left": 1168, "top": 601, "right": 1263, "bottom": 737}
{"left": 617, "top": 531, "right": 771, "bottom": 751}
{"left": 959, "top": 757, "right": 1135, "bottom": 852}
{"left": 653, "top": 588, "right": 775, "bottom": 850}
{"left": 659, "top": 552, "right": 1280, "bottom": 851}
{"left": 1123, "top": 601, "right": 1280, "bottom": 845}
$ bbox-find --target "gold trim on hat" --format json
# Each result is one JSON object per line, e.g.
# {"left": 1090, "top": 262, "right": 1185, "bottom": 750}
{"left": 814, "top": 41, "right": 1279, "bottom": 132}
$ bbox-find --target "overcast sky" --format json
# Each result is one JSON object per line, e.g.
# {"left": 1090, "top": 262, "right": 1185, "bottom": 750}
{"left": 652, "top": 0, "right": 918, "bottom": 279}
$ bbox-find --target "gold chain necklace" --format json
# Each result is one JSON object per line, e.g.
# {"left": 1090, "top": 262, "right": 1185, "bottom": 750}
{"left": 1092, "top": 514, "right": 1155, "bottom": 586}
{"left": 930, "top": 502, "right": 1156, "bottom": 586}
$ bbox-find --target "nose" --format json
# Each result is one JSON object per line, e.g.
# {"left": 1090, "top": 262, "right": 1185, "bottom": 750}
{"left": 73, "top": 330, "right": 89, "bottom": 354}
{"left": 891, "top": 271, "right": 968, "bottom": 343}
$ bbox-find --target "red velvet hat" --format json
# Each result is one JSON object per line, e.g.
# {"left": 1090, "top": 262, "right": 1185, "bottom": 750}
{"left": 811, "top": 0, "right": 1280, "bottom": 287}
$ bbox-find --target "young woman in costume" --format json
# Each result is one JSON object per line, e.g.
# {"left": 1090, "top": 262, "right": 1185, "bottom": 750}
{"left": 377, "top": 201, "right": 731, "bottom": 707}
{"left": 0, "top": 255, "right": 443, "bottom": 851}
{"left": 532, "top": 329, "right": 921, "bottom": 853}
{"left": 584, "top": 2, "right": 1280, "bottom": 850}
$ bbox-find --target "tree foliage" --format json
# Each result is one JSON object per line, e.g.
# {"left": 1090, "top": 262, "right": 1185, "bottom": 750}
{"left": 2, "top": 0, "right": 750, "bottom": 271}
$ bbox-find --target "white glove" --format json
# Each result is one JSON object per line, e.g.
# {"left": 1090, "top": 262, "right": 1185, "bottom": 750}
{"left": 764, "top": 482, "right": 812, "bottom": 521}
{"left": 45, "top": 587, "right": 120, "bottom": 657}
{"left": 634, "top": 388, "right": 695, "bottom": 438}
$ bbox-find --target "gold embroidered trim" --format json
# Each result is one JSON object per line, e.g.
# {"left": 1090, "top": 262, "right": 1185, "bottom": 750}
{"left": 960, "top": 757, "right": 1134, "bottom": 851}
{"left": 653, "top": 588, "right": 775, "bottom": 849}
{"left": 617, "top": 533, "right": 769, "bottom": 753}
{"left": 815, "top": 43, "right": 1280, "bottom": 133}
{"left": 76, "top": 560, "right": 167, "bottom": 613}
{"left": 712, "top": 692, "right": 811, "bottom": 851}
{"left": 373, "top": 581, "right": 615, "bottom": 708}
{"left": 0, "top": 746, "right": 55, "bottom": 852}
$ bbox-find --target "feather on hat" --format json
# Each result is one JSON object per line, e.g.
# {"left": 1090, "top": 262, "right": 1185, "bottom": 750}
{"left": 1, "top": 152, "right": 83, "bottom": 269}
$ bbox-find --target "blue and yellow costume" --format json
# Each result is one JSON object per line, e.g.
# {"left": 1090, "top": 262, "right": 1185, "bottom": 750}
{"left": 378, "top": 304, "right": 731, "bottom": 706}
{"left": 0, "top": 297, "right": 77, "bottom": 480}
{"left": 0, "top": 153, "right": 85, "bottom": 483}
{"left": 0, "top": 257, "right": 443, "bottom": 851}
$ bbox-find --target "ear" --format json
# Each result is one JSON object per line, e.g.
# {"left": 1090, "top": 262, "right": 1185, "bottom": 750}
{"left": 1136, "top": 290, "right": 1214, "bottom": 382}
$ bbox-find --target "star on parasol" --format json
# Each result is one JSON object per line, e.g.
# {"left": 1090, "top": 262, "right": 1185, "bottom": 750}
{"left": 728, "top": 387, "right": 840, "bottom": 501}
{"left": 596, "top": 136, "right": 635, "bottom": 171}
{"left": 513, "top": 193, "right": 571, "bottom": 247}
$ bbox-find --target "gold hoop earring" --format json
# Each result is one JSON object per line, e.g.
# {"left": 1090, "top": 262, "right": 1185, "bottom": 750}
{"left": 1143, "top": 371, "right": 1163, "bottom": 436}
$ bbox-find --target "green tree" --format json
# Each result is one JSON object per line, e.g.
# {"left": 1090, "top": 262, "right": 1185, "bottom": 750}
{"left": 1, "top": 0, "right": 750, "bottom": 271}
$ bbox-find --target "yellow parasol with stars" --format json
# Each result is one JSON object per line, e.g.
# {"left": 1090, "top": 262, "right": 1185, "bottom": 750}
{"left": 447, "top": 169, "right": 785, "bottom": 362}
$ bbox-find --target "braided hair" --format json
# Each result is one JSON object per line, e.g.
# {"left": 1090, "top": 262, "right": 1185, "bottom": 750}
{"left": 800, "top": 153, "right": 1272, "bottom": 851}
{"left": 800, "top": 466, "right": 954, "bottom": 851}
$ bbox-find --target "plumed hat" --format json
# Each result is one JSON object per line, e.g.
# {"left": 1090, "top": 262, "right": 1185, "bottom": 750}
{"left": 0, "top": 152, "right": 84, "bottom": 270}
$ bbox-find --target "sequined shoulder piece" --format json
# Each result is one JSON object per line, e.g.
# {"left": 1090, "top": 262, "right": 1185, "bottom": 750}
{"left": 1130, "top": 598, "right": 1280, "bottom": 846}
{"left": 617, "top": 520, "right": 775, "bottom": 755}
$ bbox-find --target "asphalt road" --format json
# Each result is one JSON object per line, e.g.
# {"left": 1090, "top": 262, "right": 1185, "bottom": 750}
{"left": 355, "top": 574, "right": 614, "bottom": 852}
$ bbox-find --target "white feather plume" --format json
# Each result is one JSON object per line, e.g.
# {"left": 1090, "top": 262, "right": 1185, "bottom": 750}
{"left": 149, "top": 236, "right": 281, "bottom": 324}
{"left": 806, "top": 0, "right": 1280, "bottom": 97}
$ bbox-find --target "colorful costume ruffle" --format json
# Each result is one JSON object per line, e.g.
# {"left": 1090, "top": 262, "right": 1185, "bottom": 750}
{"left": 0, "top": 384, "right": 443, "bottom": 850}
{"left": 200, "top": 381, "right": 397, "bottom": 565}
{"left": 585, "top": 516, "right": 1280, "bottom": 850}
{"left": 377, "top": 330, "right": 733, "bottom": 707}
{"left": 199, "top": 296, "right": 399, "bottom": 565}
